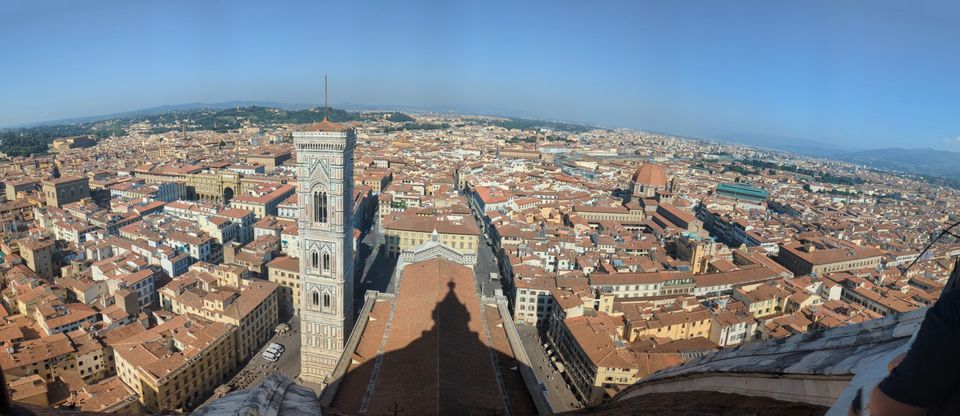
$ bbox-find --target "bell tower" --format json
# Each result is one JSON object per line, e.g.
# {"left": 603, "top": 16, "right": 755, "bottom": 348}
{"left": 295, "top": 112, "right": 355, "bottom": 386}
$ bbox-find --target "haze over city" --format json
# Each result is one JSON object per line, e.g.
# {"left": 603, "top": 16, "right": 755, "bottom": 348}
{"left": 4, "top": 1, "right": 960, "bottom": 151}
{"left": 3, "top": 3, "right": 960, "bottom": 416}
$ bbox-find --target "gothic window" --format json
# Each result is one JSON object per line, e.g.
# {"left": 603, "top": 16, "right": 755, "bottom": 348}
{"left": 312, "top": 292, "right": 319, "bottom": 306}
{"left": 322, "top": 252, "right": 331, "bottom": 271}
{"left": 311, "top": 251, "right": 319, "bottom": 269}
{"left": 313, "top": 190, "right": 328, "bottom": 223}
{"left": 323, "top": 293, "right": 331, "bottom": 308}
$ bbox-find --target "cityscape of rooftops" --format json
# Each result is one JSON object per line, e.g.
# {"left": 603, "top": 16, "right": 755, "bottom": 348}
{"left": 2, "top": 2, "right": 960, "bottom": 416}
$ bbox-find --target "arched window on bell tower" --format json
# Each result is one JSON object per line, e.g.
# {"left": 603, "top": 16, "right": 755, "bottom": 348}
{"left": 311, "top": 251, "right": 319, "bottom": 269}
{"left": 322, "top": 252, "right": 331, "bottom": 271}
{"left": 323, "top": 293, "right": 331, "bottom": 308}
{"left": 312, "top": 292, "right": 319, "bottom": 305}
{"left": 313, "top": 190, "right": 328, "bottom": 223}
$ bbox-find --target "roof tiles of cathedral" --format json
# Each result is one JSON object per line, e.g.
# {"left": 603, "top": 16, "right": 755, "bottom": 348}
{"left": 328, "top": 257, "right": 534, "bottom": 415}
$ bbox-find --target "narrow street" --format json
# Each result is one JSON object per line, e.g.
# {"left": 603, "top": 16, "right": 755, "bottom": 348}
{"left": 470, "top": 206, "right": 582, "bottom": 410}
{"left": 227, "top": 316, "right": 302, "bottom": 390}
{"left": 354, "top": 214, "right": 398, "bottom": 318}
{"left": 474, "top": 235, "right": 501, "bottom": 297}
{"left": 517, "top": 325, "right": 582, "bottom": 411}
{"left": 199, "top": 316, "right": 302, "bottom": 409}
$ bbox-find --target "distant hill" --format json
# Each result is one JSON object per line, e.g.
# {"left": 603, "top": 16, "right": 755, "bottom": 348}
{"left": 0, "top": 106, "right": 422, "bottom": 157}
{"left": 713, "top": 133, "right": 865, "bottom": 158}
{"left": 8, "top": 101, "right": 318, "bottom": 128}
{"left": 707, "top": 132, "right": 960, "bottom": 183}
{"left": 839, "top": 147, "right": 960, "bottom": 179}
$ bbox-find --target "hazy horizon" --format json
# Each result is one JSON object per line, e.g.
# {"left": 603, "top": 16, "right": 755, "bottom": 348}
{"left": 3, "top": 1, "right": 960, "bottom": 151}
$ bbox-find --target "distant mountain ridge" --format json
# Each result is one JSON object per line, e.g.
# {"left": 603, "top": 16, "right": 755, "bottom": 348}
{"left": 709, "top": 134, "right": 960, "bottom": 181}
{"left": 5, "top": 100, "right": 597, "bottom": 130}
{"left": 7, "top": 101, "right": 318, "bottom": 128}
{"left": 0, "top": 102, "right": 600, "bottom": 157}
{"left": 839, "top": 147, "right": 960, "bottom": 179}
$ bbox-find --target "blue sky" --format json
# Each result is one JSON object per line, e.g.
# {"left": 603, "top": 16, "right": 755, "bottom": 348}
{"left": 2, "top": 1, "right": 960, "bottom": 150}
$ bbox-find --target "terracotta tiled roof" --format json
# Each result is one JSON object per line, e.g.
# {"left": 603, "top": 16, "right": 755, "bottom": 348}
{"left": 333, "top": 258, "right": 509, "bottom": 415}
{"left": 631, "top": 163, "right": 668, "bottom": 186}
{"left": 300, "top": 118, "right": 347, "bottom": 132}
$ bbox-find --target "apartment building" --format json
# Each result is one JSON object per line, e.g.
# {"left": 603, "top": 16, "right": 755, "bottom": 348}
{"left": 731, "top": 284, "right": 792, "bottom": 319}
{"left": 158, "top": 270, "right": 279, "bottom": 361}
{"left": 229, "top": 183, "right": 296, "bottom": 219}
{"left": 709, "top": 310, "right": 757, "bottom": 347}
{"left": 589, "top": 271, "right": 695, "bottom": 299}
{"left": 0, "top": 333, "right": 77, "bottom": 382}
{"left": 68, "top": 328, "right": 112, "bottom": 384}
{"left": 244, "top": 146, "right": 291, "bottom": 168}
{"left": 382, "top": 212, "right": 479, "bottom": 257}
{"left": 622, "top": 308, "right": 714, "bottom": 343}
{"left": 34, "top": 302, "right": 100, "bottom": 336}
{"left": 18, "top": 237, "right": 56, "bottom": 279}
{"left": 266, "top": 255, "right": 301, "bottom": 316}
{"left": 113, "top": 315, "right": 237, "bottom": 412}
{"left": 547, "top": 313, "right": 683, "bottom": 405}
{"left": 513, "top": 276, "right": 557, "bottom": 325}
{"left": 777, "top": 237, "right": 883, "bottom": 276}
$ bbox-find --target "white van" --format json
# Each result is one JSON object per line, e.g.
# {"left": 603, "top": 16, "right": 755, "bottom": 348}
{"left": 261, "top": 350, "right": 279, "bottom": 362}
{"left": 262, "top": 343, "right": 284, "bottom": 361}
{"left": 266, "top": 343, "right": 285, "bottom": 353}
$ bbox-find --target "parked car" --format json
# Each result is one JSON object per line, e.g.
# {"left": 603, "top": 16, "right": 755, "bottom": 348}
{"left": 261, "top": 343, "right": 285, "bottom": 361}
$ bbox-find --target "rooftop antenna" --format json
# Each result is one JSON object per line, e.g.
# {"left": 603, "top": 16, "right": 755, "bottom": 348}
{"left": 903, "top": 220, "right": 960, "bottom": 275}
{"left": 902, "top": 219, "right": 960, "bottom": 296}
{"left": 324, "top": 74, "right": 329, "bottom": 121}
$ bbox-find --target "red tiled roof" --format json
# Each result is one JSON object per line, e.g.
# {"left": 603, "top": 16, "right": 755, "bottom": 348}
{"left": 300, "top": 118, "right": 347, "bottom": 132}
{"left": 334, "top": 258, "right": 507, "bottom": 415}
{"left": 631, "top": 163, "right": 668, "bottom": 186}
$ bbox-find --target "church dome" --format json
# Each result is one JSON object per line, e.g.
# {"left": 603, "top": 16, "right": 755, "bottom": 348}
{"left": 631, "top": 163, "right": 668, "bottom": 187}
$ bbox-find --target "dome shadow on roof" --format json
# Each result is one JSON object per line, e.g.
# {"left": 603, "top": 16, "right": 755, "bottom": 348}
{"left": 321, "top": 258, "right": 538, "bottom": 415}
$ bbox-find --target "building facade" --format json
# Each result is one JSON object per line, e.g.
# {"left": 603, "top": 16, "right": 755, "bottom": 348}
{"left": 18, "top": 237, "right": 56, "bottom": 279}
{"left": 229, "top": 183, "right": 296, "bottom": 219}
{"left": 113, "top": 315, "right": 237, "bottom": 412}
{"left": 296, "top": 120, "right": 356, "bottom": 385}
{"left": 42, "top": 176, "right": 90, "bottom": 208}
{"left": 0, "top": 333, "right": 76, "bottom": 382}
{"left": 777, "top": 238, "right": 883, "bottom": 276}
{"left": 158, "top": 272, "right": 279, "bottom": 362}
{"left": 382, "top": 213, "right": 479, "bottom": 257}
{"left": 267, "top": 255, "right": 301, "bottom": 317}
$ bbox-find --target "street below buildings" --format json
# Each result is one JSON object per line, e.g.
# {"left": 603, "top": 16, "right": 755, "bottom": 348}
{"left": 474, "top": 235, "right": 502, "bottom": 298}
{"left": 222, "top": 316, "right": 302, "bottom": 392}
{"left": 354, "top": 214, "right": 398, "bottom": 316}
{"left": 517, "top": 325, "right": 582, "bottom": 412}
